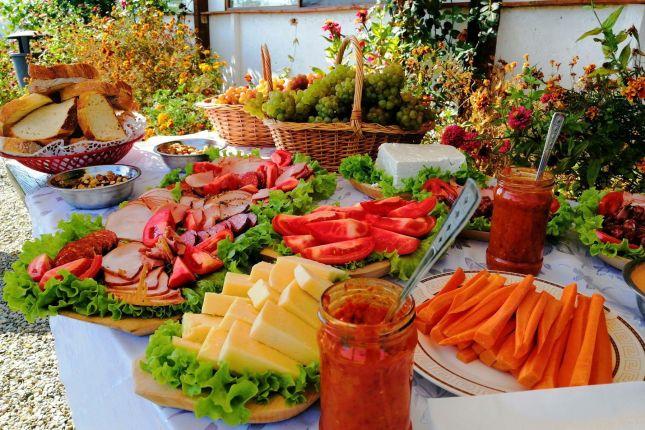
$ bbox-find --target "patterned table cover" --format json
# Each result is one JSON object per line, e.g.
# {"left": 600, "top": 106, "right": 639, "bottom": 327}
{"left": 13, "top": 135, "right": 644, "bottom": 430}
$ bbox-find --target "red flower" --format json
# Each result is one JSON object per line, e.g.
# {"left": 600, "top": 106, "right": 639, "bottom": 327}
{"left": 498, "top": 139, "right": 511, "bottom": 154}
{"left": 540, "top": 92, "right": 554, "bottom": 104}
{"left": 441, "top": 125, "right": 466, "bottom": 147}
{"left": 322, "top": 20, "right": 342, "bottom": 39}
{"left": 355, "top": 9, "right": 368, "bottom": 25}
{"left": 508, "top": 106, "right": 532, "bottom": 130}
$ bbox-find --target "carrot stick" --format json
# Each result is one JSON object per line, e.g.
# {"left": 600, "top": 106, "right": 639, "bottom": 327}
{"left": 474, "top": 275, "right": 534, "bottom": 349}
{"left": 457, "top": 340, "right": 472, "bottom": 350}
{"left": 417, "top": 288, "right": 461, "bottom": 328}
{"left": 449, "top": 272, "right": 492, "bottom": 310}
{"left": 537, "top": 295, "right": 562, "bottom": 353}
{"left": 514, "top": 289, "right": 540, "bottom": 356}
{"left": 496, "top": 333, "right": 529, "bottom": 371}
{"left": 415, "top": 319, "right": 432, "bottom": 335}
{"left": 534, "top": 321, "right": 571, "bottom": 389}
{"left": 437, "top": 268, "right": 466, "bottom": 295}
{"left": 456, "top": 347, "right": 478, "bottom": 364}
{"left": 480, "top": 321, "right": 515, "bottom": 367}
{"left": 515, "top": 292, "right": 548, "bottom": 357}
{"left": 557, "top": 295, "right": 591, "bottom": 387}
{"left": 439, "top": 328, "right": 476, "bottom": 346}
{"left": 479, "top": 349, "right": 497, "bottom": 367}
{"left": 570, "top": 294, "right": 605, "bottom": 386}
{"left": 590, "top": 311, "right": 613, "bottom": 385}
{"left": 472, "top": 343, "right": 486, "bottom": 355}
{"left": 443, "top": 286, "right": 515, "bottom": 337}
{"left": 448, "top": 274, "right": 506, "bottom": 315}
{"left": 462, "top": 269, "right": 489, "bottom": 288}
{"left": 552, "top": 283, "right": 577, "bottom": 339}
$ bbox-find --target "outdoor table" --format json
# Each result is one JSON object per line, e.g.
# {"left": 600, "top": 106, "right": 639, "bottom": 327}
{"left": 5, "top": 133, "right": 644, "bottom": 430}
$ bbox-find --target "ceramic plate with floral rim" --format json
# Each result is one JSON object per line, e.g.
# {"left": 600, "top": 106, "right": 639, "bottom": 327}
{"left": 412, "top": 270, "right": 645, "bottom": 396}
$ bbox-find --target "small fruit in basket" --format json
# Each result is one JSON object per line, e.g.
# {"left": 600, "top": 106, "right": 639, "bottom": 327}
{"left": 287, "top": 74, "right": 309, "bottom": 91}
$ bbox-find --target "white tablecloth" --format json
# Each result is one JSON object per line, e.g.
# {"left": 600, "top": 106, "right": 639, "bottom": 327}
{"left": 17, "top": 135, "right": 645, "bottom": 430}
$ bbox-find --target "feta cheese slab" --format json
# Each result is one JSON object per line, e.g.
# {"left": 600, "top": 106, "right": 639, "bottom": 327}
{"left": 375, "top": 143, "right": 466, "bottom": 187}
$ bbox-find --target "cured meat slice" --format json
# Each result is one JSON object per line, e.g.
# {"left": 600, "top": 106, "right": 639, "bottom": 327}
{"left": 146, "top": 272, "right": 169, "bottom": 296}
{"left": 205, "top": 190, "right": 252, "bottom": 207}
{"left": 180, "top": 230, "right": 197, "bottom": 246}
{"left": 185, "top": 171, "right": 215, "bottom": 188}
{"left": 107, "top": 267, "right": 162, "bottom": 290}
{"left": 54, "top": 230, "right": 119, "bottom": 266}
{"left": 180, "top": 195, "right": 200, "bottom": 207}
{"left": 217, "top": 156, "right": 264, "bottom": 176}
{"left": 275, "top": 162, "right": 306, "bottom": 186}
{"left": 171, "top": 204, "right": 189, "bottom": 224}
{"left": 140, "top": 188, "right": 175, "bottom": 211}
{"left": 252, "top": 189, "right": 270, "bottom": 201}
{"left": 220, "top": 202, "right": 249, "bottom": 220}
{"left": 226, "top": 213, "right": 252, "bottom": 234}
{"left": 105, "top": 203, "right": 153, "bottom": 242}
{"left": 102, "top": 242, "right": 144, "bottom": 279}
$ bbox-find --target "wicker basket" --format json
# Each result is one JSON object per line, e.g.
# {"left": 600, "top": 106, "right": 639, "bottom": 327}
{"left": 197, "top": 45, "right": 275, "bottom": 148}
{"left": 263, "top": 36, "right": 429, "bottom": 171}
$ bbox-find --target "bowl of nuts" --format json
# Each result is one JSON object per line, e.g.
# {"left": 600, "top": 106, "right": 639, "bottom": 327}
{"left": 153, "top": 138, "right": 224, "bottom": 170}
{"left": 47, "top": 164, "right": 141, "bottom": 209}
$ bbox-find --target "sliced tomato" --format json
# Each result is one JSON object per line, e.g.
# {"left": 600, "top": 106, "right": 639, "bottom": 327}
{"left": 274, "top": 177, "right": 299, "bottom": 192}
{"left": 313, "top": 205, "right": 366, "bottom": 220}
{"left": 283, "top": 235, "right": 319, "bottom": 254}
{"left": 168, "top": 257, "right": 196, "bottom": 289}
{"left": 192, "top": 162, "right": 222, "bottom": 174}
{"left": 595, "top": 230, "right": 622, "bottom": 244}
{"left": 201, "top": 173, "right": 240, "bottom": 196}
{"left": 28, "top": 253, "right": 53, "bottom": 282}
{"left": 366, "top": 214, "right": 436, "bottom": 238}
{"left": 272, "top": 212, "right": 341, "bottom": 236}
{"left": 79, "top": 254, "right": 102, "bottom": 279}
{"left": 360, "top": 197, "right": 409, "bottom": 216}
{"left": 388, "top": 196, "right": 437, "bottom": 218}
{"left": 142, "top": 207, "right": 175, "bottom": 247}
{"left": 598, "top": 191, "right": 624, "bottom": 217}
{"left": 302, "top": 237, "right": 375, "bottom": 265}
{"left": 271, "top": 150, "right": 293, "bottom": 167}
{"left": 184, "top": 208, "right": 205, "bottom": 231}
{"left": 550, "top": 198, "right": 560, "bottom": 214}
{"left": 196, "top": 229, "right": 234, "bottom": 254}
{"left": 371, "top": 227, "right": 420, "bottom": 255}
{"left": 272, "top": 214, "right": 301, "bottom": 236}
{"left": 184, "top": 246, "right": 224, "bottom": 275}
{"left": 39, "top": 258, "right": 92, "bottom": 289}
{"left": 423, "top": 178, "right": 458, "bottom": 204}
{"left": 264, "top": 161, "right": 279, "bottom": 188}
{"left": 307, "top": 219, "right": 370, "bottom": 243}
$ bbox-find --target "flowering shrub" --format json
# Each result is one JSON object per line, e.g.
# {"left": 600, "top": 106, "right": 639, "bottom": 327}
{"left": 0, "top": 41, "right": 26, "bottom": 106}
{"left": 143, "top": 86, "right": 209, "bottom": 137}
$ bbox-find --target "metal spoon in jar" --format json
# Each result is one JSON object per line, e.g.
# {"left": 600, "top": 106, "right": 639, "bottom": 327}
{"left": 536, "top": 112, "right": 565, "bottom": 181}
{"left": 383, "top": 179, "right": 482, "bottom": 321}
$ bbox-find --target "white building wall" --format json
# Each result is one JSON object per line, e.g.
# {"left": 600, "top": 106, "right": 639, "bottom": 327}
{"left": 207, "top": 1, "right": 645, "bottom": 87}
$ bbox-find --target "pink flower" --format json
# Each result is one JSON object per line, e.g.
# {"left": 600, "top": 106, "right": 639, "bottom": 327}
{"left": 322, "top": 20, "right": 342, "bottom": 39}
{"left": 355, "top": 9, "right": 368, "bottom": 25}
{"left": 508, "top": 106, "right": 532, "bottom": 130}
{"left": 440, "top": 125, "right": 466, "bottom": 147}
{"left": 498, "top": 139, "right": 511, "bottom": 154}
{"left": 540, "top": 93, "right": 554, "bottom": 104}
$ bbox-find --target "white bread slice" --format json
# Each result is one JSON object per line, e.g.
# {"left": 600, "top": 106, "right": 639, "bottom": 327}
{"left": 0, "top": 93, "right": 53, "bottom": 135}
{"left": 28, "top": 63, "right": 99, "bottom": 94}
{"left": 59, "top": 80, "right": 119, "bottom": 101}
{"left": 109, "top": 81, "right": 139, "bottom": 111}
{"left": 0, "top": 137, "right": 43, "bottom": 156}
{"left": 77, "top": 92, "right": 126, "bottom": 141}
{"left": 9, "top": 99, "right": 77, "bottom": 141}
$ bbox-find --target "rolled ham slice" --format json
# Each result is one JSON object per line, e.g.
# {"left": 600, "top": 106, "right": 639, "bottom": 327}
{"left": 220, "top": 202, "right": 249, "bottom": 220}
{"left": 171, "top": 204, "right": 189, "bottom": 224}
{"left": 107, "top": 267, "right": 162, "bottom": 290}
{"left": 146, "top": 272, "right": 169, "bottom": 296}
{"left": 180, "top": 195, "right": 200, "bottom": 207}
{"left": 105, "top": 203, "right": 152, "bottom": 242}
{"left": 252, "top": 189, "right": 270, "bottom": 201}
{"left": 102, "top": 242, "right": 144, "bottom": 279}
{"left": 140, "top": 188, "right": 175, "bottom": 211}
{"left": 275, "top": 162, "right": 306, "bottom": 186}
{"left": 218, "top": 156, "right": 264, "bottom": 176}
{"left": 185, "top": 171, "right": 215, "bottom": 188}
{"left": 206, "top": 190, "right": 252, "bottom": 207}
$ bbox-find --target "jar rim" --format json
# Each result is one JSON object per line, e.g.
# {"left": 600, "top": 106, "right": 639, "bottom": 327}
{"left": 499, "top": 166, "right": 554, "bottom": 188}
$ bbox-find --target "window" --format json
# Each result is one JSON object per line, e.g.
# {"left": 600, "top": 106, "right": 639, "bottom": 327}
{"left": 229, "top": 0, "right": 298, "bottom": 8}
{"left": 228, "top": 0, "right": 369, "bottom": 9}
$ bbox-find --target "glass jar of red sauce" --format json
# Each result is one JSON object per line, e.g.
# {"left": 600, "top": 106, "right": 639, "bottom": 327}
{"left": 486, "top": 166, "right": 555, "bottom": 275}
{"left": 318, "top": 278, "right": 417, "bottom": 430}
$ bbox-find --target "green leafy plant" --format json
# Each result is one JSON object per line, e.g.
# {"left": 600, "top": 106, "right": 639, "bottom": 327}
{"left": 144, "top": 86, "right": 210, "bottom": 136}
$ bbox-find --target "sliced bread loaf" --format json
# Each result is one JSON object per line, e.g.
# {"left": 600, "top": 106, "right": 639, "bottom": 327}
{"left": 9, "top": 98, "right": 77, "bottom": 141}
{"left": 77, "top": 92, "right": 126, "bottom": 141}
{"left": 28, "top": 63, "right": 99, "bottom": 94}
{"left": 0, "top": 93, "right": 53, "bottom": 135}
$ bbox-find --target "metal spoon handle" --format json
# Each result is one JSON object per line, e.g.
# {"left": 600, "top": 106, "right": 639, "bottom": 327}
{"left": 536, "top": 112, "right": 565, "bottom": 181}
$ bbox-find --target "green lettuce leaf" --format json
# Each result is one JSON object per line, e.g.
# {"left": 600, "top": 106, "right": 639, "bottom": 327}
{"left": 547, "top": 195, "right": 574, "bottom": 237}
{"left": 466, "top": 216, "right": 491, "bottom": 232}
{"left": 217, "top": 223, "right": 281, "bottom": 273}
{"left": 159, "top": 168, "right": 185, "bottom": 188}
{"left": 574, "top": 188, "right": 644, "bottom": 259}
{"left": 141, "top": 321, "right": 319, "bottom": 426}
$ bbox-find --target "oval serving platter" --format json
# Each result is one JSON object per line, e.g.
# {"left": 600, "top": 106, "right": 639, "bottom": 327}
{"left": 412, "top": 270, "right": 645, "bottom": 396}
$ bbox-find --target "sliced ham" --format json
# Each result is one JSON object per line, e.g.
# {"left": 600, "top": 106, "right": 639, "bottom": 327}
{"left": 226, "top": 213, "right": 253, "bottom": 234}
{"left": 180, "top": 195, "right": 200, "bottom": 207}
{"left": 140, "top": 188, "right": 175, "bottom": 211}
{"left": 171, "top": 204, "right": 189, "bottom": 224}
{"left": 185, "top": 171, "right": 215, "bottom": 188}
{"left": 180, "top": 230, "right": 197, "bottom": 246}
{"left": 275, "top": 162, "right": 306, "bottom": 186}
{"left": 206, "top": 190, "right": 252, "bottom": 207}
{"left": 104, "top": 270, "right": 141, "bottom": 286}
{"left": 102, "top": 242, "right": 144, "bottom": 279}
{"left": 108, "top": 267, "right": 162, "bottom": 291}
{"left": 252, "top": 189, "right": 270, "bottom": 201}
{"left": 146, "top": 272, "right": 169, "bottom": 296}
{"left": 217, "top": 156, "right": 265, "bottom": 176}
{"left": 105, "top": 204, "right": 152, "bottom": 242}
{"left": 220, "top": 202, "right": 249, "bottom": 220}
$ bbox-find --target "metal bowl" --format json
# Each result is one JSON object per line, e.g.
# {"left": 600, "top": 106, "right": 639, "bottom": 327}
{"left": 623, "top": 257, "right": 645, "bottom": 318}
{"left": 153, "top": 138, "right": 224, "bottom": 170}
{"left": 47, "top": 164, "right": 141, "bottom": 209}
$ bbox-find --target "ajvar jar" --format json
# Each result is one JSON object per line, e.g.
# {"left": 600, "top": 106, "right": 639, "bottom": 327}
{"left": 486, "top": 166, "right": 555, "bottom": 275}
{"left": 318, "top": 278, "right": 417, "bottom": 430}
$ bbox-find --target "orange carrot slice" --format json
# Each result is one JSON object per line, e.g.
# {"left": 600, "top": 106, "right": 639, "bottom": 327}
{"left": 515, "top": 292, "right": 548, "bottom": 357}
{"left": 456, "top": 347, "right": 478, "bottom": 364}
{"left": 570, "top": 294, "right": 605, "bottom": 386}
{"left": 448, "top": 274, "right": 506, "bottom": 315}
{"left": 552, "top": 283, "right": 577, "bottom": 339}
{"left": 590, "top": 311, "right": 613, "bottom": 385}
{"left": 439, "top": 328, "right": 477, "bottom": 346}
{"left": 437, "top": 268, "right": 466, "bottom": 295}
{"left": 481, "top": 321, "right": 515, "bottom": 367}
{"left": 443, "top": 286, "right": 515, "bottom": 337}
{"left": 456, "top": 340, "right": 472, "bottom": 350}
{"left": 537, "top": 295, "right": 562, "bottom": 353}
{"left": 474, "top": 275, "right": 534, "bottom": 349}
{"left": 472, "top": 343, "right": 486, "bottom": 355}
{"left": 534, "top": 321, "right": 571, "bottom": 389}
{"left": 514, "top": 288, "right": 540, "bottom": 356}
{"left": 417, "top": 288, "right": 461, "bottom": 329}
{"left": 496, "top": 332, "right": 529, "bottom": 371}
{"left": 557, "top": 294, "right": 591, "bottom": 387}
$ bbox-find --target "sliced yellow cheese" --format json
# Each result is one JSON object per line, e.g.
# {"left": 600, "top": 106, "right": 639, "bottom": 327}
{"left": 219, "top": 321, "right": 300, "bottom": 377}
{"left": 182, "top": 313, "right": 223, "bottom": 336}
{"left": 202, "top": 293, "right": 242, "bottom": 316}
{"left": 272, "top": 256, "right": 346, "bottom": 290}
{"left": 294, "top": 265, "right": 333, "bottom": 300}
{"left": 279, "top": 280, "right": 321, "bottom": 329}
{"left": 250, "top": 301, "right": 319, "bottom": 364}
{"left": 219, "top": 298, "right": 259, "bottom": 331}
{"left": 183, "top": 325, "right": 212, "bottom": 343}
{"left": 172, "top": 336, "right": 201, "bottom": 355}
{"left": 222, "top": 272, "right": 254, "bottom": 297}
{"left": 249, "top": 261, "right": 274, "bottom": 283}
{"left": 247, "top": 279, "right": 280, "bottom": 309}
{"left": 197, "top": 327, "right": 229, "bottom": 365}
{"left": 268, "top": 263, "right": 295, "bottom": 293}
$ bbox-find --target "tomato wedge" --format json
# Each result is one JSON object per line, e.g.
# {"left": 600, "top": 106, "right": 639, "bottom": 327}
{"left": 271, "top": 150, "right": 293, "bottom": 167}
{"left": 550, "top": 198, "right": 560, "bottom": 214}
{"left": 263, "top": 161, "right": 279, "bottom": 188}
{"left": 388, "top": 196, "right": 437, "bottom": 218}
{"left": 360, "top": 197, "right": 409, "bottom": 216}
{"left": 366, "top": 214, "right": 436, "bottom": 238}
{"left": 168, "top": 257, "right": 196, "bottom": 289}
{"left": 302, "top": 237, "right": 375, "bottom": 265}
{"left": 184, "top": 246, "right": 224, "bottom": 275}
{"left": 184, "top": 209, "right": 205, "bottom": 231}
{"left": 28, "top": 253, "right": 53, "bottom": 282}
{"left": 39, "top": 257, "right": 92, "bottom": 289}
{"left": 274, "top": 177, "right": 299, "bottom": 192}
{"left": 201, "top": 173, "right": 240, "bottom": 195}
{"left": 192, "top": 162, "right": 221, "bottom": 174}
{"left": 307, "top": 219, "right": 370, "bottom": 243}
{"left": 598, "top": 191, "right": 624, "bottom": 217}
{"left": 595, "top": 230, "right": 622, "bottom": 244}
{"left": 313, "top": 205, "right": 366, "bottom": 220}
{"left": 142, "top": 207, "right": 175, "bottom": 247}
{"left": 283, "top": 235, "right": 319, "bottom": 254}
{"left": 371, "top": 227, "right": 420, "bottom": 255}
{"left": 79, "top": 254, "right": 103, "bottom": 279}
{"left": 196, "top": 229, "right": 234, "bottom": 254}
{"left": 422, "top": 178, "right": 459, "bottom": 204}
{"left": 272, "top": 211, "right": 341, "bottom": 236}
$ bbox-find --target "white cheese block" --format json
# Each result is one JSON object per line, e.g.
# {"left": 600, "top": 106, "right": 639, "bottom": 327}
{"left": 222, "top": 272, "right": 254, "bottom": 297}
{"left": 197, "top": 327, "right": 229, "bottom": 365}
{"left": 294, "top": 265, "right": 332, "bottom": 300}
{"left": 202, "top": 293, "right": 246, "bottom": 316}
{"left": 279, "top": 280, "right": 321, "bottom": 329}
{"left": 219, "top": 298, "right": 259, "bottom": 331}
{"left": 375, "top": 143, "right": 466, "bottom": 187}
{"left": 172, "top": 336, "right": 201, "bottom": 355}
{"left": 249, "top": 262, "right": 274, "bottom": 283}
{"left": 247, "top": 279, "right": 280, "bottom": 309}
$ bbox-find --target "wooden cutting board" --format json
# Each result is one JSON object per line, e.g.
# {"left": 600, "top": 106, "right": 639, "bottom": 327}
{"left": 60, "top": 311, "right": 180, "bottom": 336}
{"left": 133, "top": 359, "right": 319, "bottom": 423}
{"left": 348, "top": 179, "right": 412, "bottom": 200}
{"left": 259, "top": 248, "right": 391, "bottom": 278}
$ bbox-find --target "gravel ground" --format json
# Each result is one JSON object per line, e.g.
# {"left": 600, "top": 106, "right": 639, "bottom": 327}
{"left": 0, "top": 161, "right": 73, "bottom": 429}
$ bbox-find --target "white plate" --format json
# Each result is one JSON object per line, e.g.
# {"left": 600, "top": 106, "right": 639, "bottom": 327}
{"left": 412, "top": 270, "right": 645, "bottom": 396}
